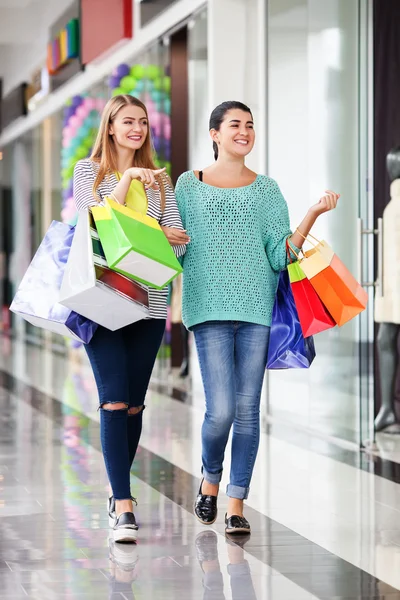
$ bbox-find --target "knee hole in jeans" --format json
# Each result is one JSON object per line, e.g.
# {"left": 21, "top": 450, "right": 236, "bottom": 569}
{"left": 128, "top": 405, "right": 144, "bottom": 416}
{"left": 100, "top": 402, "right": 129, "bottom": 411}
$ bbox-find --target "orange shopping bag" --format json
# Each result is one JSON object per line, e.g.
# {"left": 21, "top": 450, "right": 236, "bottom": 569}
{"left": 297, "top": 233, "right": 368, "bottom": 327}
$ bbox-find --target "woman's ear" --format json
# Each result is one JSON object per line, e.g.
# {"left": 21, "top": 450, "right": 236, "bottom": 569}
{"left": 210, "top": 129, "right": 219, "bottom": 144}
{"left": 109, "top": 125, "right": 114, "bottom": 136}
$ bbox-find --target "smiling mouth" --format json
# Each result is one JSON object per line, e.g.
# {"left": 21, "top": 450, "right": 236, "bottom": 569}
{"left": 128, "top": 136, "right": 142, "bottom": 142}
{"left": 234, "top": 139, "right": 249, "bottom": 145}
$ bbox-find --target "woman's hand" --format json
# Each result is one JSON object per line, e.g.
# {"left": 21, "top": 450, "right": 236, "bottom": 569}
{"left": 309, "top": 190, "right": 340, "bottom": 217}
{"left": 124, "top": 167, "right": 166, "bottom": 190}
{"left": 290, "top": 190, "right": 340, "bottom": 249}
{"left": 161, "top": 226, "right": 190, "bottom": 246}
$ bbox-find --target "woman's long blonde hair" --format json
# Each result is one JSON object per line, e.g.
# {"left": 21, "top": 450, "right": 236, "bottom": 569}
{"left": 90, "top": 95, "right": 169, "bottom": 210}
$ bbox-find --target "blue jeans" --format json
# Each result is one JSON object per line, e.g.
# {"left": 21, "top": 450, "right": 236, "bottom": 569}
{"left": 85, "top": 318, "right": 165, "bottom": 500}
{"left": 193, "top": 321, "right": 270, "bottom": 500}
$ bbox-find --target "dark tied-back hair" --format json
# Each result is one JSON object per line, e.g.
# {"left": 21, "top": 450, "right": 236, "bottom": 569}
{"left": 209, "top": 101, "right": 253, "bottom": 160}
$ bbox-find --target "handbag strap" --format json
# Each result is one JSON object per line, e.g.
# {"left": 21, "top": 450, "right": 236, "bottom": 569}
{"left": 199, "top": 170, "right": 204, "bottom": 182}
{"left": 286, "top": 239, "right": 293, "bottom": 263}
{"left": 295, "top": 229, "right": 321, "bottom": 247}
{"left": 286, "top": 238, "right": 302, "bottom": 261}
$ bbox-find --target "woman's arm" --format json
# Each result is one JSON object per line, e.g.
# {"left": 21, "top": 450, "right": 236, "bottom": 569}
{"left": 265, "top": 180, "right": 339, "bottom": 272}
{"left": 160, "top": 179, "right": 189, "bottom": 258}
{"left": 290, "top": 190, "right": 340, "bottom": 249}
{"left": 73, "top": 160, "right": 145, "bottom": 209}
{"left": 109, "top": 171, "right": 133, "bottom": 205}
{"left": 110, "top": 167, "right": 167, "bottom": 205}
{"left": 73, "top": 160, "right": 98, "bottom": 210}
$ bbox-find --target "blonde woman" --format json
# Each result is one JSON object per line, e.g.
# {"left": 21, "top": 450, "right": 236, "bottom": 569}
{"left": 73, "top": 95, "right": 188, "bottom": 543}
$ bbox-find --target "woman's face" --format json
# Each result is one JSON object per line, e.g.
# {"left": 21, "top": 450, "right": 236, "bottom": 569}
{"left": 211, "top": 109, "right": 255, "bottom": 158}
{"left": 109, "top": 104, "right": 149, "bottom": 152}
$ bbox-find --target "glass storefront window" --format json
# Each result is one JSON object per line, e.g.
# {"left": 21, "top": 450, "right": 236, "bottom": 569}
{"left": 188, "top": 9, "right": 209, "bottom": 170}
{"left": 2, "top": 10, "right": 208, "bottom": 373}
{"left": 267, "top": 0, "right": 370, "bottom": 445}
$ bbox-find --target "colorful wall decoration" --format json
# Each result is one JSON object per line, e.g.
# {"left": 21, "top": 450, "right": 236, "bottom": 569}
{"left": 60, "top": 61, "right": 171, "bottom": 224}
{"left": 108, "top": 62, "right": 172, "bottom": 176}
{"left": 61, "top": 95, "right": 106, "bottom": 224}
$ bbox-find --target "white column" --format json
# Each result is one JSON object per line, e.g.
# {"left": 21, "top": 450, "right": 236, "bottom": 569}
{"left": 207, "top": 0, "right": 267, "bottom": 173}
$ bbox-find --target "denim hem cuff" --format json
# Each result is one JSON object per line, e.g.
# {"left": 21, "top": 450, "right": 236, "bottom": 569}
{"left": 202, "top": 468, "right": 223, "bottom": 485}
{"left": 226, "top": 484, "right": 249, "bottom": 500}
{"left": 113, "top": 496, "right": 132, "bottom": 501}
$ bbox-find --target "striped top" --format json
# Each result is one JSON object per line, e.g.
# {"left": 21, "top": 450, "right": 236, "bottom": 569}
{"left": 73, "top": 159, "right": 186, "bottom": 320}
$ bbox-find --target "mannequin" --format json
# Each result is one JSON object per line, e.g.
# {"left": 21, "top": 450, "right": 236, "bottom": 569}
{"left": 375, "top": 146, "right": 400, "bottom": 433}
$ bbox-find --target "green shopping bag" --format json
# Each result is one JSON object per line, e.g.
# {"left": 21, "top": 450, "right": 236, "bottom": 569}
{"left": 91, "top": 198, "right": 182, "bottom": 289}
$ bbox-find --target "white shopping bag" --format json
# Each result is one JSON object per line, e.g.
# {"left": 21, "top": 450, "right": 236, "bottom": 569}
{"left": 10, "top": 221, "right": 98, "bottom": 343}
{"left": 59, "top": 211, "right": 150, "bottom": 330}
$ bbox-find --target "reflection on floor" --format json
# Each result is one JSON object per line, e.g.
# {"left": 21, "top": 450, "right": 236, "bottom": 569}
{"left": 1, "top": 335, "right": 400, "bottom": 599}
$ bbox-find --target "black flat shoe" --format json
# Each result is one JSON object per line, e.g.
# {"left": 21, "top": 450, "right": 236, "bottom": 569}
{"left": 113, "top": 512, "right": 138, "bottom": 544}
{"left": 194, "top": 479, "right": 218, "bottom": 525}
{"left": 225, "top": 514, "right": 251, "bottom": 535}
{"left": 108, "top": 496, "right": 137, "bottom": 528}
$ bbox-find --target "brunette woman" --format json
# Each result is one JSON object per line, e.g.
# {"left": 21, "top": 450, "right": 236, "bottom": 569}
{"left": 175, "top": 101, "right": 339, "bottom": 535}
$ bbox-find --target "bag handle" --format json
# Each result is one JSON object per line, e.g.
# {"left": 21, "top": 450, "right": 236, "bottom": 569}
{"left": 286, "top": 237, "right": 302, "bottom": 261}
{"left": 286, "top": 239, "right": 293, "bottom": 263}
{"left": 295, "top": 229, "right": 321, "bottom": 248}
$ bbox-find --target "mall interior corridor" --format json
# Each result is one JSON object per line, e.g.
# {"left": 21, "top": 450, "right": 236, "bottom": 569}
{"left": 1, "top": 336, "right": 400, "bottom": 599}
{"left": 2, "top": 0, "right": 400, "bottom": 598}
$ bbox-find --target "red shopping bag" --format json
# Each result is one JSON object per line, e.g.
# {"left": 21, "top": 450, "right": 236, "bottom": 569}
{"left": 286, "top": 241, "right": 336, "bottom": 337}
{"left": 296, "top": 234, "right": 368, "bottom": 326}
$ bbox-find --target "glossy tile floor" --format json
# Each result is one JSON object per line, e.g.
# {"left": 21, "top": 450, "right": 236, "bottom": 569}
{"left": 2, "top": 335, "right": 400, "bottom": 599}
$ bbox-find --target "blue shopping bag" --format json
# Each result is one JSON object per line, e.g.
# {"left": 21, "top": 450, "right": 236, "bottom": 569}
{"left": 267, "top": 270, "right": 316, "bottom": 369}
{"left": 10, "top": 221, "right": 97, "bottom": 344}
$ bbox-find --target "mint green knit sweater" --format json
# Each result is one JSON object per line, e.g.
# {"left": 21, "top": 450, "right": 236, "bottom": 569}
{"left": 175, "top": 170, "right": 297, "bottom": 329}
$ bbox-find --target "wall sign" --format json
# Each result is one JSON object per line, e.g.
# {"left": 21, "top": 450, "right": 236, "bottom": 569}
{"left": 47, "top": 18, "right": 80, "bottom": 76}
{"left": 26, "top": 67, "right": 50, "bottom": 111}
{"left": 81, "top": 0, "right": 133, "bottom": 65}
{"left": 47, "top": 1, "right": 82, "bottom": 91}
{"left": 1, "top": 84, "right": 28, "bottom": 130}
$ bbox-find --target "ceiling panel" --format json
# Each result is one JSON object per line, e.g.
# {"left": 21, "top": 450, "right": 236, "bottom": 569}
{"left": 0, "top": 0, "right": 34, "bottom": 7}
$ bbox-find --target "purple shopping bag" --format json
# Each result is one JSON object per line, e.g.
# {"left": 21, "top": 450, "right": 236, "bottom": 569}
{"left": 267, "top": 270, "right": 316, "bottom": 369}
{"left": 10, "top": 221, "right": 97, "bottom": 343}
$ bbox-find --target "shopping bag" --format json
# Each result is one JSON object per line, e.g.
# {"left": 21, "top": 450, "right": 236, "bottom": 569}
{"left": 267, "top": 270, "right": 316, "bottom": 369}
{"left": 59, "top": 210, "right": 150, "bottom": 331}
{"left": 287, "top": 242, "right": 336, "bottom": 337}
{"left": 297, "top": 233, "right": 368, "bottom": 326}
{"left": 91, "top": 197, "right": 182, "bottom": 289}
{"left": 10, "top": 221, "right": 97, "bottom": 343}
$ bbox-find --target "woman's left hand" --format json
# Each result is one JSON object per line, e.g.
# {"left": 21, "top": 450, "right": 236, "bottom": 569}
{"left": 310, "top": 190, "right": 340, "bottom": 217}
{"left": 161, "top": 226, "right": 190, "bottom": 246}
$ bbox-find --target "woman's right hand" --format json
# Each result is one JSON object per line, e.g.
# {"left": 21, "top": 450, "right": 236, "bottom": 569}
{"left": 124, "top": 167, "right": 166, "bottom": 190}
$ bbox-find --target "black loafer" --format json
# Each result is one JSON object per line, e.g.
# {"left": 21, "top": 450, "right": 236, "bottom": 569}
{"left": 194, "top": 479, "right": 218, "bottom": 525}
{"left": 113, "top": 512, "right": 139, "bottom": 543}
{"left": 225, "top": 514, "right": 251, "bottom": 535}
{"left": 108, "top": 496, "right": 137, "bottom": 528}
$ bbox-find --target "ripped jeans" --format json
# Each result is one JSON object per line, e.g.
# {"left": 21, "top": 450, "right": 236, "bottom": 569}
{"left": 85, "top": 319, "right": 166, "bottom": 500}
